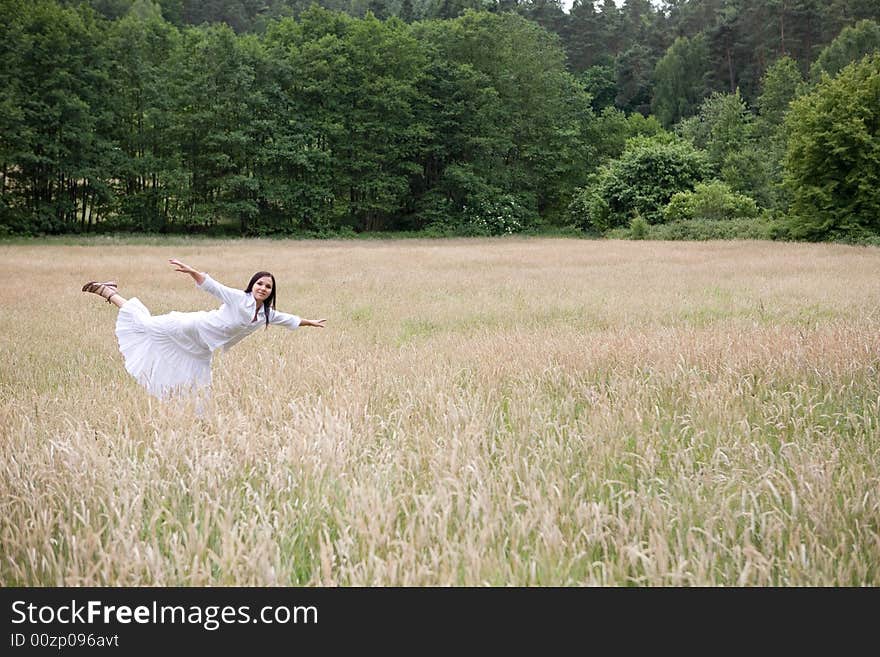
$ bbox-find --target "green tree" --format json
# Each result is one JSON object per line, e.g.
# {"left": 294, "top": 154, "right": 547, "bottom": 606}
{"left": 180, "top": 0, "right": 264, "bottom": 32}
{"left": 585, "top": 106, "right": 666, "bottom": 167}
{"left": 408, "top": 55, "right": 507, "bottom": 229}
{"left": 77, "top": 0, "right": 135, "bottom": 19}
{"left": 810, "top": 19, "right": 880, "bottom": 81}
{"left": 784, "top": 54, "right": 880, "bottom": 239}
{"left": 757, "top": 56, "right": 805, "bottom": 132}
{"left": 367, "top": 0, "right": 389, "bottom": 20}
{"left": 1, "top": 0, "right": 111, "bottom": 233}
{"left": 652, "top": 34, "right": 712, "bottom": 127}
{"left": 614, "top": 44, "right": 654, "bottom": 114}
{"left": 399, "top": 0, "right": 415, "bottom": 22}
{"left": 664, "top": 0, "right": 726, "bottom": 36}
{"left": 579, "top": 64, "right": 617, "bottom": 111}
{"left": 754, "top": 56, "right": 805, "bottom": 209}
{"left": 564, "top": 0, "right": 602, "bottom": 72}
{"left": 595, "top": 0, "right": 623, "bottom": 55}
{"left": 281, "top": 8, "right": 428, "bottom": 232}
{"left": 415, "top": 10, "right": 592, "bottom": 224}
{"left": 675, "top": 89, "right": 773, "bottom": 206}
{"left": 683, "top": 90, "right": 751, "bottom": 168}
{"left": 335, "top": 14, "right": 428, "bottom": 231}
{"left": 163, "top": 24, "right": 263, "bottom": 230}
{"left": 0, "top": 0, "right": 28, "bottom": 230}
{"left": 521, "top": 0, "right": 567, "bottom": 40}
{"left": 257, "top": 16, "right": 338, "bottom": 233}
{"left": 104, "top": 6, "right": 180, "bottom": 230}
{"left": 769, "top": 0, "right": 825, "bottom": 77}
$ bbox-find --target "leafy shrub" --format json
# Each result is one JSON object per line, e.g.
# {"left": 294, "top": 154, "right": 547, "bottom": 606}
{"left": 649, "top": 216, "right": 776, "bottom": 241}
{"left": 569, "top": 137, "right": 710, "bottom": 232}
{"left": 0, "top": 201, "right": 33, "bottom": 236}
{"left": 419, "top": 191, "right": 536, "bottom": 237}
{"left": 664, "top": 181, "right": 759, "bottom": 222}
{"left": 462, "top": 194, "right": 535, "bottom": 236}
{"left": 629, "top": 214, "right": 648, "bottom": 239}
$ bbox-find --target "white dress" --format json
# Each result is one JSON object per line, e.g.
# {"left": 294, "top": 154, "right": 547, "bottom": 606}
{"left": 115, "top": 274, "right": 301, "bottom": 399}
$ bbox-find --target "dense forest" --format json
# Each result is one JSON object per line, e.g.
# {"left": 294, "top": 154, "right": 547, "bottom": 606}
{"left": 1, "top": 0, "right": 879, "bottom": 240}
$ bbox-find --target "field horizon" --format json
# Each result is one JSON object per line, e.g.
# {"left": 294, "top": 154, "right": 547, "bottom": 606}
{"left": 1, "top": 237, "right": 878, "bottom": 585}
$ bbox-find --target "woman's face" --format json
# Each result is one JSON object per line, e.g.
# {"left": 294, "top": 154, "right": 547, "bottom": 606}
{"left": 252, "top": 276, "right": 273, "bottom": 303}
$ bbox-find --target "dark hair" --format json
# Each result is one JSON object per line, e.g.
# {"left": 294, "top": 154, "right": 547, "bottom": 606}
{"left": 244, "top": 271, "right": 276, "bottom": 327}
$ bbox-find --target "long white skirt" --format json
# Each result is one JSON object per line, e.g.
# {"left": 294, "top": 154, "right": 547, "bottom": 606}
{"left": 115, "top": 298, "right": 213, "bottom": 400}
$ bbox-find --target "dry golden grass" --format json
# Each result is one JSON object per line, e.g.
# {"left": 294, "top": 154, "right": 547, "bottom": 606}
{"left": 1, "top": 237, "right": 878, "bottom": 586}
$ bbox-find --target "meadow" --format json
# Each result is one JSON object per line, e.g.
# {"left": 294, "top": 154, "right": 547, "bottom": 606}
{"left": 0, "top": 237, "right": 878, "bottom": 586}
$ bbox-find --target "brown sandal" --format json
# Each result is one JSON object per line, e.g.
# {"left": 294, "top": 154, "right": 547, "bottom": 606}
{"left": 82, "top": 280, "right": 118, "bottom": 303}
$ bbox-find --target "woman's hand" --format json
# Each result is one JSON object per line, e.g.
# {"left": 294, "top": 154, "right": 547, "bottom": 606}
{"left": 169, "top": 258, "right": 196, "bottom": 274}
{"left": 301, "top": 318, "right": 327, "bottom": 328}
{"left": 169, "top": 259, "right": 206, "bottom": 285}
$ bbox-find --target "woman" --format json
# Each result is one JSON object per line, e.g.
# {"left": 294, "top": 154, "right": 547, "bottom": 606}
{"left": 82, "top": 259, "right": 326, "bottom": 400}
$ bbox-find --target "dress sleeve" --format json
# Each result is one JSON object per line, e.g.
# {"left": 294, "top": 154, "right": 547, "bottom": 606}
{"left": 269, "top": 309, "right": 301, "bottom": 329}
{"left": 197, "top": 274, "right": 251, "bottom": 310}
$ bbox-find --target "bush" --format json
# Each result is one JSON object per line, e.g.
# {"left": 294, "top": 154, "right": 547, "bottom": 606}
{"left": 649, "top": 216, "right": 775, "bottom": 241}
{"left": 629, "top": 214, "right": 648, "bottom": 239}
{"left": 569, "top": 137, "right": 710, "bottom": 232}
{"left": 461, "top": 194, "right": 535, "bottom": 236}
{"left": 664, "top": 181, "right": 759, "bottom": 222}
{"left": 419, "top": 191, "right": 537, "bottom": 237}
{"left": 0, "top": 201, "right": 33, "bottom": 236}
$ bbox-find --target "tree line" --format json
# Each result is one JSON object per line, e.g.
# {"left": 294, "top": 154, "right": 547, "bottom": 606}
{"left": 1, "top": 0, "right": 878, "bottom": 241}
{"left": 67, "top": 0, "right": 880, "bottom": 109}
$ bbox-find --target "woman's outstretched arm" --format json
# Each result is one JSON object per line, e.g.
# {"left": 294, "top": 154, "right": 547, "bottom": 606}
{"left": 169, "top": 259, "right": 205, "bottom": 285}
{"left": 170, "top": 258, "right": 247, "bottom": 311}
{"left": 269, "top": 312, "right": 327, "bottom": 329}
